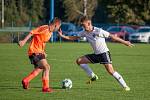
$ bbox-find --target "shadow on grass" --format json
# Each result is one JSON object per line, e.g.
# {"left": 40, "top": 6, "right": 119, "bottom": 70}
{"left": 0, "top": 85, "right": 20, "bottom": 90}
{"left": 32, "top": 86, "right": 63, "bottom": 90}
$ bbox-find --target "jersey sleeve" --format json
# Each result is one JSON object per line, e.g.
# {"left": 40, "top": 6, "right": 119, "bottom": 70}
{"left": 30, "top": 25, "right": 48, "bottom": 35}
{"left": 99, "top": 28, "right": 110, "bottom": 38}
{"left": 30, "top": 28, "right": 39, "bottom": 35}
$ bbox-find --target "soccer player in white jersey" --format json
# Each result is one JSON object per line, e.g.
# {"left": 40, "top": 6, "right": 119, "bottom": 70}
{"left": 58, "top": 16, "right": 133, "bottom": 91}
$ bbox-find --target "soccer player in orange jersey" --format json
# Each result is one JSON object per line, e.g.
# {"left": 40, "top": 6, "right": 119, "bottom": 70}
{"left": 18, "top": 17, "right": 61, "bottom": 93}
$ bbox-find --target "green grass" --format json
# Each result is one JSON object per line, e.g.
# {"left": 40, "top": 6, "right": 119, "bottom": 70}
{"left": 0, "top": 42, "right": 150, "bottom": 100}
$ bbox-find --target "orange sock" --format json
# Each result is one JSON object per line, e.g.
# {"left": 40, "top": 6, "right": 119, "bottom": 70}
{"left": 42, "top": 78, "right": 49, "bottom": 89}
{"left": 23, "top": 69, "right": 41, "bottom": 82}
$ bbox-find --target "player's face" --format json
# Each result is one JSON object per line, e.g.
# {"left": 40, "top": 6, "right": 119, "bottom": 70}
{"left": 54, "top": 23, "right": 61, "bottom": 32}
{"left": 81, "top": 20, "right": 92, "bottom": 31}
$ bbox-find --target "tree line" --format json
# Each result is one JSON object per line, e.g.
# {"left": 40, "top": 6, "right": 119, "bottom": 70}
{"left": 0, "top": 0, "right": 150, "bottom": 27}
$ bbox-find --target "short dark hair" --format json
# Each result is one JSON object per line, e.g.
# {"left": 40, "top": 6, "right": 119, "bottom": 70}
{"left": 50, "top": 17, "right": 61, "bottom": 25}
{"left": 80, "top": 16, "right": 91, "bottom": 23}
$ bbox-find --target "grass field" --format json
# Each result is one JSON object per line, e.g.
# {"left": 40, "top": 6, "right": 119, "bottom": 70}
{"left": 0, "top": 42, "right": 150, "bottom": 100}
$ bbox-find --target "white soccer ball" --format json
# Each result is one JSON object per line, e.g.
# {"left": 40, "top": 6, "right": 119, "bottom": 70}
{"left": 62, "top": 78, "right": 72, "bottom": 89}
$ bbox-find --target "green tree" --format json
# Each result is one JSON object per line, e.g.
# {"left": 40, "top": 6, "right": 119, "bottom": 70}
{"left": 26, "top": 0, "right": 45, "bottom": 25}
{"left": 5, "top": 0, "right": 20, "bottom": 26}
{"left": 3, "top": 0, "right": 45, "bottom": 27}
{"left": 63, "top": 0, "right": 98, "bottom": 22}
{"left": 106, "top": 0, "right": 150, "bottom": 25}
{"left": 2, "top": 0, "right": 150, "bottom": 26}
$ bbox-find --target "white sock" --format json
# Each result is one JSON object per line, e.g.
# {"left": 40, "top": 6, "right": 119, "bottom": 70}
{"left": 80, "top": 64, "right": 95, "bottom": 77}
{"left": 112, "top": 72, "right": 128, "bottom": 88}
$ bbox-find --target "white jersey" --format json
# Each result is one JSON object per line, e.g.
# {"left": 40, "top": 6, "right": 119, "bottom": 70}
{"left": 78, "top": 27, "right": 110, "bottom": 54}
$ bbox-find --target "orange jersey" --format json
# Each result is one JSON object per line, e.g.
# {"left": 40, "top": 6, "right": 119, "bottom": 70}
{"left": 28, "top": 25, "right": 52, "bottom": 56}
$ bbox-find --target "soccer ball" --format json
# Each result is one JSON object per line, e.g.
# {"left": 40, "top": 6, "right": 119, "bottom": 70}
{"left": 62, "top": 78, "right": 72, "bottom": 89}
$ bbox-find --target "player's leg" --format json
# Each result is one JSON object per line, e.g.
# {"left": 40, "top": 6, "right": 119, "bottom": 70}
{"left": 103, "top": 64, "right": 130, "bottom": 91}
{"left": 22, "top": 67, "right": 42, "bottom": 89}
{"left": 76, "top": 56, "right": 95, "bottom": 77}
{"left": 22, "top": 53, "right": 47, "bottom": 90}
{"left": 76, "top": 56, "right": 98, "bottom": 83}
{"left": 22, "top": 68, "right": 42, "bottom": 82}
{"left": 37, "top": 59, "right": 53, "bottom": 92}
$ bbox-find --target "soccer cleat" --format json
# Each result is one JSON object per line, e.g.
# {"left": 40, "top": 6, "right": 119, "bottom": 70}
{"left": 22, "top": 80, "right": 29, "bottom": 89}
{"left": 86, "top": 75, "right": 99, "bottom": 84}
{"left": 42, "top": 88, "right": 54, "bottom": 93}
{"left": 124, "top": 86, "right": 130, "bottom": 91}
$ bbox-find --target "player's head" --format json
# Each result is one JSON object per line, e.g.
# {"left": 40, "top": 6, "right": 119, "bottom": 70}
{"left": 80, "top": 16, "right": 92, "bottom": 31}
{"left": 50, "top": 17, "right": 61, "bottom": 32}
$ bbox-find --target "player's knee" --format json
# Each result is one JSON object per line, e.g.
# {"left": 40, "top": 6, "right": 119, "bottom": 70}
{"left": 76, "top": 58, "right": 82, "bottom": 65}
{"left": 43, "top": 64, "right": 50, "bottom": 71}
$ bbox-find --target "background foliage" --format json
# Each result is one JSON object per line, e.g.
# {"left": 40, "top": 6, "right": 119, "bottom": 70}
{"left": 0, "top": 0, "right": 150, "bottom": 27}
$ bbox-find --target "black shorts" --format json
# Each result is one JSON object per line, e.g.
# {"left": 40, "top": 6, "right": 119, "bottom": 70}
{"left": 29, "top": 53, "right": 45, "bottom": 67}
{"left": 85, "top": 51, "right": 112, "bottom": 64}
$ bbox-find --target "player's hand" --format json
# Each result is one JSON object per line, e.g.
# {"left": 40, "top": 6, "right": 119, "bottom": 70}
{"left": 125, "top": 41, "right": 134, "bottom": 47}
{"left": 18, "top": 40, "right": 25, "bottom": 47}
{"left": 58, "top": 28, "right": 63, "bottom": 36}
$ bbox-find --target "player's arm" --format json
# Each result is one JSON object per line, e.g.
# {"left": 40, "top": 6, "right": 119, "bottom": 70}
{"left": 18, "top": 26, "right": 42, "bottom": 47}
{"left": 109, "top": 34, "right": 134, "bottom": 47}
{"left": 18, "top": 33, "right": 32, "bottom": 47}
{"left": 58, "top": 28, "right": 80, "bottom": 40}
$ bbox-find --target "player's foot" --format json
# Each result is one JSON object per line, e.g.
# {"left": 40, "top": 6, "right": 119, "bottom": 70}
{"left": 124, "top": 86, "right": 130, "bottom": 91}
{"left": 22, "top": 80, "right": 29, "bottom": 89}
{"left": 86, "top": 74, "right": 99, "bottom": 84}
{"left": 42, "top": 88, "right": 54, "bottom": 93}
